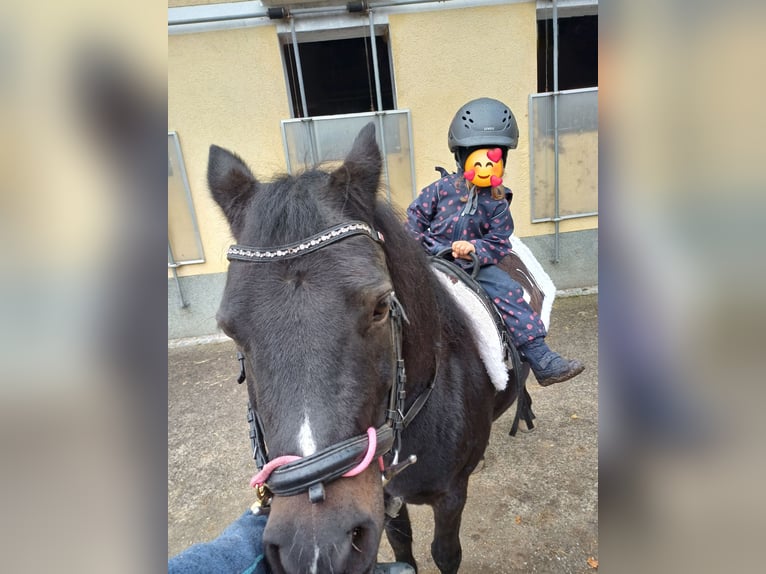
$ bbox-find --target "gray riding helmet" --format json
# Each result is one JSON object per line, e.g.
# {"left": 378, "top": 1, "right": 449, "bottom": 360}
{"left": 447, "top": 97, "right": 519, "bottom": 152}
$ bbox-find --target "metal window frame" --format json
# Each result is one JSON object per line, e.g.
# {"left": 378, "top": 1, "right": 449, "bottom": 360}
{"left": 168, "top": 131, "right": 205, "bottom": 267}
{"left": 280, "top": 109, "right": 417, "bottom": 202}
{"left": 536, "top": 0, "right": 599, "bottom": 20}
{"left": 528, "top": 86, "right": 599, "bottom": 225}
{"left": 168, "top": 131, "right": 205, "bottom": 308}
{"left": 275, "top": 13, "right": 396, "bottom": 118}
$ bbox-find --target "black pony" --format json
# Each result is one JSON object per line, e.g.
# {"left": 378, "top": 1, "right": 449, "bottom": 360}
{"left": 208, "top": 124, "right": 529, "bottom": 574}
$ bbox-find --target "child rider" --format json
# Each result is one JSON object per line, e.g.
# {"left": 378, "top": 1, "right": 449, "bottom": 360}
{"left": 406, "top": 97, "right": 585, "bottom": 387}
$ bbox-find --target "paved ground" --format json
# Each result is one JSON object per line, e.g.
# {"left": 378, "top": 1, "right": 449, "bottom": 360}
{"left": 168, "top": 294, "right": 598, "bottom": 573}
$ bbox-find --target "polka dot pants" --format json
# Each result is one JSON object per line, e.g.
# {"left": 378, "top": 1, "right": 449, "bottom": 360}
{"left": 475, "top": 264, "right": 547, "bottom": 348}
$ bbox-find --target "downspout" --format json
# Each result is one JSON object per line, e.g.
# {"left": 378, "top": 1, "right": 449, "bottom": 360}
{"left": 168, "top": 242, "right": 189, "bottom": 309}
{"left": 290, "top": 17, "right": 319, "bottom": 166}
{"left": 290, "top": 17, "right": 309, "bottom": 118}
{"left": 552, "top": 0, "right": 561, "bottom": 263}
{"left": 368, "top": 9, "right": 392, "bottom": 202}
{"left": 368, "top": 10, "right": 384, "bottom": 112}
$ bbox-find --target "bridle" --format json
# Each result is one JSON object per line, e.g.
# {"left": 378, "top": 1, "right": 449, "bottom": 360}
{"left": 227, "top": 220, "right": 433, "bottom": 507}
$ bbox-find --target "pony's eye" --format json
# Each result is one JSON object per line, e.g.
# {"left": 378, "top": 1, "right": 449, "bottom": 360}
{"left": 372, "top": 296, "right": 390, "bottom": 322}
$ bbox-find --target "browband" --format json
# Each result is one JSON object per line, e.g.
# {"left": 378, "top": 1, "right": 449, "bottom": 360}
{"left": 228, "top": 221, "right": 383, "bottom": 263}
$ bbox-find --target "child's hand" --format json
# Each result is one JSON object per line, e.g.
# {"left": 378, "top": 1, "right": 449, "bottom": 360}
{"left": 452, "top": 240, "right": 476, "bottom": 260}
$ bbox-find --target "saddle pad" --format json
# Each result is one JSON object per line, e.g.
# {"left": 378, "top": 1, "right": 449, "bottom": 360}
{"left": 431, "top": 266, "right": 510, "bottom": 391}
{"left": 429, "top": 235, "right": 557, "bottom": 391}
{"left": 501, "top": 234, "right": 556, "bottom": 331}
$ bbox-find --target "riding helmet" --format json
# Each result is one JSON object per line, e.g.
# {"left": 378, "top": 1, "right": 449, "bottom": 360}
{"left": 447, "top": 97, "right": 519, "bottom": 153}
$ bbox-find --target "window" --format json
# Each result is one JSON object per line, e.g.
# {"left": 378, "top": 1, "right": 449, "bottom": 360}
{"left": 530, "top": 8, "right": 598, "bottom": 224}
{"left": 537, "top": 15, "right": 598, "bottom": 92}
{"left": 278, "top": 24, "right": 415, "bottom": 203}
{"left": 168, "top": 132, "right": 204, "bottom": 266}
{"left": 283, "top": 33, "right": 395, "bottom": 117}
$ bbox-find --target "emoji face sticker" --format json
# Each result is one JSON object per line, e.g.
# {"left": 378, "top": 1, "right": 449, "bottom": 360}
{"left": 463, "top": 147, "right": 504, "bottom": 188}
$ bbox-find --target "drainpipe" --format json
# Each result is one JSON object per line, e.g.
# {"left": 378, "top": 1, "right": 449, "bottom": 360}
{"left": 168, "top": 242, "right": 189, "bottom": 309}
{"left": 552, "top": 0, "right": 561, "bottom": 263}
{"left": 290, "top": 17, "right": 309, "bottom": 118}
{"left": 367, "top": 9, "right": 384, "bottom": 113}
{"left": 367, "top": 8, "right": 392, "bottom": 202}
{"left": 289, "top": 16, "right": 319, "bottom": 165}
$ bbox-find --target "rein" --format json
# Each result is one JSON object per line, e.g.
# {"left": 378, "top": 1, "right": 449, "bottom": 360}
{"left": 228, "top": 220, "right": 433, "bottom": 506}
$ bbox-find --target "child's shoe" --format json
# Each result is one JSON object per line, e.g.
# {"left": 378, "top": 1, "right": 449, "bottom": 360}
{"left": 520, "top": 338, "right": 585, "bottom": 387}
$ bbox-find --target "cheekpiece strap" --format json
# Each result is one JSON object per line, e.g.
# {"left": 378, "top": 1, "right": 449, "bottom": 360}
{"left": 227, "top": 221, "right": 383, "bottom": 262}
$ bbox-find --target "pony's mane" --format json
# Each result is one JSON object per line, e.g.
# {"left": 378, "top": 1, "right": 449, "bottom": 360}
{"left": 372, "top": 200, "right": 456, "bottom": 383}
{"left": 244, "top": 168, "right": 341, "bottom": 246}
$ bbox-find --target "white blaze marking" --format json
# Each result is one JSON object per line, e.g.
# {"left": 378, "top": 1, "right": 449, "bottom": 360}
{"left": 298, "top": 416, "right": 317, "bottom": 456}
{"left": 309, "top": 545, "right": 320, "bottom": 574}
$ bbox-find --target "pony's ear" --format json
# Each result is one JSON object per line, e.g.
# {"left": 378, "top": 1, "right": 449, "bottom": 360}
{"left": 331, "top": 123, "right": 382, "bottom": 207}
{"left": 207, "top": 145, "right": 258, "bottom": 236}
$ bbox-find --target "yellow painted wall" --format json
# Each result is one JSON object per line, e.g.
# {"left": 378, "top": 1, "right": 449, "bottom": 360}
{"left": 169, "top": 0, "right": 251, "bottom": 7}
{"left": 169, "top": 26, "right": 290, "bottom": 276}
{"left": 169, "top": 2, "right": 597, "bottom": 278}
{"left": 389, "top": 2, "right": 596, "bottom": 238}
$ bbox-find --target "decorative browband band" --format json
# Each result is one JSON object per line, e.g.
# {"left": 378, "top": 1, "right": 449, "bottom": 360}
{"left": 227, "top": 221, "right": 383, "bottom": 262}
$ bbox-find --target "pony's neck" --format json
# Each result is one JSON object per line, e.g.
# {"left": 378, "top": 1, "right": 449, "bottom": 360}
{"left": 372, "top": 206, "right": 442, "bottom": 389}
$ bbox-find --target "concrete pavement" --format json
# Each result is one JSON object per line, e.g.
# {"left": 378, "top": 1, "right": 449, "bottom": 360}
{"left": 168, "top": 293, "right": 598, "bottom": 573}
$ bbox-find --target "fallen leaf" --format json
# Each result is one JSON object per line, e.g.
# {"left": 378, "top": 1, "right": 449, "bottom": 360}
{"left": 587, "top": 556, "right": 598, "bottom": 569}
{"left": 515, "top": 515, "right": 522, "bottom": 524}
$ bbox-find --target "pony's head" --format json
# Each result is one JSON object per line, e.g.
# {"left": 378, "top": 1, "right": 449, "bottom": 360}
{"left": 208, "top": 124, "right": 396, "bottom": 574}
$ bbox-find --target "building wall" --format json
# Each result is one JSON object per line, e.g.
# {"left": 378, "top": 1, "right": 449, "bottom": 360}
{"left": 168, "top": 1, "right": 598, "bottom": 339}
{"left": 389, "top": 3, "right": 597, "bottom": 239}
{"left": 169, "top": 25, "right": 290, "bottom": 278}
{"left": 390, "top": 3, "right": 537, "bottom": 225}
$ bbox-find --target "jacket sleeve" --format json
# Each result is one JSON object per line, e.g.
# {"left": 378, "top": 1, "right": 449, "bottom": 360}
{"left": 168, "top": 510, "right": 271, "bottom": 574}
{"left": 405, "top": 183, "right": 449, "bottom": 254}
{"left": 472, "top": 201, "right": 514, "bottom": 266}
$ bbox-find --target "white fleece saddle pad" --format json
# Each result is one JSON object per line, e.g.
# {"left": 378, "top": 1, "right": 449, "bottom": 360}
{"left": 431, "top": 268, "right": 510, "bottom": 391}
{"left": 430, "top": 235, "right": 556, "bottom": 392}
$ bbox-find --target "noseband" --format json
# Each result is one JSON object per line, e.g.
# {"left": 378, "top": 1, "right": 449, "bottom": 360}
{"left": 227, "top": 221, "right": 431, "bottom": 506}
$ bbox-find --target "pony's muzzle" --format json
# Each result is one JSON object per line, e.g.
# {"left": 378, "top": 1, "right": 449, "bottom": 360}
{"left": 262, "top": 469, "right": 385, "bottom": 574}
{"left": 263, "top": 510, "right": 380, "bottom": 574}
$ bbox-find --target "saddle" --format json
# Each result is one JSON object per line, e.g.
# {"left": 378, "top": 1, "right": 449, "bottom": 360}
{"left": 429, "top": 235, "right": 555, "bottom": 435}
{"left": 429, "top": 167, "right": 555, "bottom": 328}
{"left": 496, "top": 235, "right": 555, "bottom": 331}
{"left": 430, "top": 258, "right": 513, "bottom": 391}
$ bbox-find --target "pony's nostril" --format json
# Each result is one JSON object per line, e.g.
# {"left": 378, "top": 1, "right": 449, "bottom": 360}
{"left": 351, "top": 526, "right": 364, "bottom": 552}
{"left": 349, "top": 523, "right": 373, "bottom": 556}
